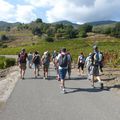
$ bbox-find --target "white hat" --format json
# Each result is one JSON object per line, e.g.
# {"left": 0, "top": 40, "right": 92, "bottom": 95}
{"left": 44, "top": 51, "right": 48, "bottom": 55}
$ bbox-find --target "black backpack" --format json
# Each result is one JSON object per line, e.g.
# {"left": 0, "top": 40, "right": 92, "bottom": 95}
{"left": 33, "top": 55, "right": 40, "bottom": 64}
{"left": 59, "top": 54, "right": 68, "bottom": 67}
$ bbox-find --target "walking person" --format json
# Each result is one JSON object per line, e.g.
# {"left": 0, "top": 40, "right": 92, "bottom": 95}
{"left": 99, "top": 51, "right": 104, "bottom": 73}
{"left": 32, "top": 51, "right": 41, "bottom": 78}
{"left": 85, "top": 53, "right": 92, "bottom": 80}
{"left": 41, "top": 51, "right": 51, "bottom": 79}
{"left": 90, "top": 45, "right": 104, "bottom": 89}
{"left": 18, "top": 48, "right": 28, "bottom": 79}
{"left": 28, "top": 52, "right": 33, "bottom": 68}
{"left": 52, "top": 50, "right": 58, "bottom": 69}
{"left": 77, "top": 52, "right": 85, "bottom": 75}
{"left": 56, "top": 48, "right": 69, "bottom": 94}
{"left": 67, "top": 52, "right": 72, "bottom": 79}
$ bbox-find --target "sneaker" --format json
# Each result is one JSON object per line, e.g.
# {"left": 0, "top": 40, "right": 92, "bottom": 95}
{"left": 100, "top": 83, "right": 104, "bottom": 89}
{"left": 61, "top": 88, "right": 66, "bottom": 94}
{"left": 43, "top": 77, "right": 46, "bottom": 80}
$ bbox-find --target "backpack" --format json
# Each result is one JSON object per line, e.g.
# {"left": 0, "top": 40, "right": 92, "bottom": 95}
{"left": 59, "top": 54, "right": 68, "bottom": 67}
{"left": 19, "top": 53, "right": 27, "bottom": 63}
{"left": 43, "top": 55, "right": 49, "bottom": 65}
{"left": 91, "top": 52, "right": 100, "bottom": 66}
{"left": 33, "top": 55, "right": 40, "bottom": 64}
{"left": 99, "top": 52, "right": 104, "bottom": 62}
{"left": 79, "top": 55, "right": 85, "bottom": 64}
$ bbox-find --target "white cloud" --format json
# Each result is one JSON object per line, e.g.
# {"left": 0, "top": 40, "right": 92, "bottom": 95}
{"left": 15, "top": 5, "right": 37, "bottom": 23}
{"left": 0, "top": 0, "right": 15, "bottom": 22}
{"left": 0, "top": 0, "right": 120, "bottom": 23}
{"left": 26, "top": 0, "right": 120, "bottom": 23}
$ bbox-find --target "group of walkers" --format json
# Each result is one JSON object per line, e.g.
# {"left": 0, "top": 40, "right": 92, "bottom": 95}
{"left": 17, "top": 45, "right": 104, "bottom": 94}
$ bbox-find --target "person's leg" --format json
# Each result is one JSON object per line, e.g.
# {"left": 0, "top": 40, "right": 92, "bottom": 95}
{"left": 81, "top": 64, "right": 84, "bottom": 75}
{"left": 43, "top": 66, "right": 45, "bottom": 79}
{"left": 46, "top": 67, "right": 48, "bottom": 78}
{"left": 91, "top": 75, "right": 95, "bottom": 87}
{"left": 68, "top": 66, "right": 71, "bottom": 79}
{"left": 34, "top": 66, "right": 37, "bottom": 78}
{"left": 37, "top": 65, "right": 40, "bottom": 76}
{"left": 20, "top": 68, "right": 22, "bottom": 79}
{"left": 96, "top": 76, "right": 104, "bottom": 89}
{"left": 22, "top": 69, "right": 25, "bottom": 79}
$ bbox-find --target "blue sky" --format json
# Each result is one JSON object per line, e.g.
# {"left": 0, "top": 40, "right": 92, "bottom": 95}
{"left": 0, "top": 0, "right": 120, "bottom": 23}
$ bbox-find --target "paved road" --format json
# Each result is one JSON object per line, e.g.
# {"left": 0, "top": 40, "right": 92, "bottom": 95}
{"left": 0, "top": 64, "right": 120, "bottom": 120}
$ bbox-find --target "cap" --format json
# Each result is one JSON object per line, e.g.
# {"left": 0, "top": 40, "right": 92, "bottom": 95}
{"left": 93, "top": 45, "right": 98, "bottom": 49}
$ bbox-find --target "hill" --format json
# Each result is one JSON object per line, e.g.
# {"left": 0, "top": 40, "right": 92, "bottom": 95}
{"left": 86, "top": 20, "right": 117, "bottom": 26}
{"left": 0, "top": 21, "right": 20, "bottom": 30}
{"left": 52, "top": 20, "right": 79, "bottom": 28}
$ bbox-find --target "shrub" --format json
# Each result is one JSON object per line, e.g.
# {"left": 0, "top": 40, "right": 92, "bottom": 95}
{"left": 0, "top": 56, "right": 5, "bottom": 69}
{"left": 45, "top": 37, "right": 54, "bottom": 42}
{"left": 4, "top": 58, "right": 16, "bottom": 68}
{"left": 0, "top": 35, "right": 9, "bottom": 41}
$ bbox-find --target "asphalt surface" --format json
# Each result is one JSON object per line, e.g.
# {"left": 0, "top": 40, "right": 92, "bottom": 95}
{"left": 0, "top": 64, "right": 120, "bottom": 120}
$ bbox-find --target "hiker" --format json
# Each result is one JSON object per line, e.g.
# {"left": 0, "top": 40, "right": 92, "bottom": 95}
{"left": 41, "top": 51, "right": 51, "bottom": 79}
{"left": 32, "top": 51, "right": 41, "bottom": 78}
{"left": 27, "top": 52, "right": 33, "bottom": 68}
{"left": 54, "top": 51, "right": 60, "bottom": 81}
{"left": 90, "top": 45, "right": 104, "bottom": 89}
{"left": 77, "top": 52, "right": 85, "bottom": 75}
{"left": 56, "top": 48, "right": 69, "bottom": 94}
{"left": 99, "top": 51, "right": 104, "bottom": 73}
{"left": 52, "top": 50, "right": 58, "bottom": 68}
{"left": 67, "top": 52, "right": 72, "bottom": 79}
{"left": 85, "top": 53, "right": 92, "bottom": 80}
{"left": 18, "top": 48, "right": 28, "bottom": 79}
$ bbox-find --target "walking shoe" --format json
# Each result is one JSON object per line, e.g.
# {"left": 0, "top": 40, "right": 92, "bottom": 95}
{"left": 61, "top": 88, "right": 66, "bottom": 94}
{"left": 100, "top": 83, "right": 104, "bottom": 89}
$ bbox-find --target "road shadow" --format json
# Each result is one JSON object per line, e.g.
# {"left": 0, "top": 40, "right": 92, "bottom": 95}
{"left": 101, "top": 77, "right": 117, "bottom": 81}
{"left": 22, "top": 77, "right": 43, "bottom": 80}
{"left": 106, "top": 84, "right": 120, "bottom": 90}
{"left": 66, "top": 76, "right": 87, "bottom": 81}
{"left": 65, "top": 86, "right": 109, "bottom": 94}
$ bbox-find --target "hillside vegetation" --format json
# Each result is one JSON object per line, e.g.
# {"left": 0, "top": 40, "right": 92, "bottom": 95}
{"left": 0, "top": 18, "right": 120, "bottom": 66}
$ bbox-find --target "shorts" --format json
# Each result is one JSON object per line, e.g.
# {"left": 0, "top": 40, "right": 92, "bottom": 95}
{"left": 90, "top": 65, "right": 99, "bottom": 76}
{"left": 59, "top": 68, "right": 67, "bottom": 80}
{"left": 43, "top": 64, "right": 49, "bottom": 70}
{"left": 34, "top": 64, "right": 40, "bottom": 69}
{"left": 20, "top": 63, "right": 26, "bottom": 70}
{"left": 78, "top": 63, "right": 84, "bottom": 70}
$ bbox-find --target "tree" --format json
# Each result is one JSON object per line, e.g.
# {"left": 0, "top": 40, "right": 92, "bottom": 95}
{"left": 32, "top": 27, "right": 42, "bottom": 36}
{"left": 0, "top": 35, "right": 9, "bottom": 41}
{"left": 35, "top": 18, "right": 42, "bottom": 23}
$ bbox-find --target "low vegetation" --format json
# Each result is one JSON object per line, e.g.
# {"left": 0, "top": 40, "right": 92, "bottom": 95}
{"left": 0, "top": 56, "right": 16, "bottom": 69}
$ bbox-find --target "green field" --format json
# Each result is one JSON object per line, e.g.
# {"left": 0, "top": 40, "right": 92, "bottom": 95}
{"left": 0, "top": 37, "right": 120, "bottom": 63}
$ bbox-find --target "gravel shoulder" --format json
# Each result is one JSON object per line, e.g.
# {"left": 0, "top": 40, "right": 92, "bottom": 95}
{"left": 0, "top": 66, "right": 19, "bottom": 108}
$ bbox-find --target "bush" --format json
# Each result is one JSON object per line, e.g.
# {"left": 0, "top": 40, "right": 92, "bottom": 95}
{"left": 0, "top": 57, "right": 16, "bottom": 69}
{"left": 0, "top": 56, "right": 5, "bottom": 69}
{"left": 0, "top": 35, "right": 9, "bottom": 41}
{"left": 45, "top": 37, "right": 54, "bottom": 42}
{"left": 4, "top": 58, "right": 16, "bottom": 68}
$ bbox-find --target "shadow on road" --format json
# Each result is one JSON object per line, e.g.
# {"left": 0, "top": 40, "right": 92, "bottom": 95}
{"left": 65, "top": 87, "right": 109, "bottom": 94}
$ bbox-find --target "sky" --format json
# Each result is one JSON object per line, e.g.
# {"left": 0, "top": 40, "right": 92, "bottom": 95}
{"left": 0, "top": 0, "right": 120, "bottom": 24}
